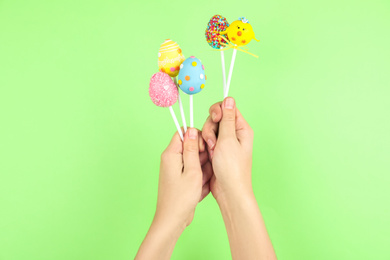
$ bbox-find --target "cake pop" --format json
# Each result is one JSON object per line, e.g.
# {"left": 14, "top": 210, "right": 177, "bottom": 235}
{"left": 205, "top": 15, "right": 230, "bottom": 49}
{"left": 178, "top": 56, "right": 206, "bottom": 127}
{"left": 149, "top": 72, "right": 183, "bottom": 140}
{"left": 220, "top": 17, "right": 259, "bottom": 47}
{"left": 158, "top": 39, "right": 185, "bottom": 77}
{"left": 158, "top": 39, "right": 187, "bottom": 133}
{"left": 219, "top": 17, "right": 260, "bottom": 97}
{"left": 205, "top": 15, "right": 230, "bottom": 97}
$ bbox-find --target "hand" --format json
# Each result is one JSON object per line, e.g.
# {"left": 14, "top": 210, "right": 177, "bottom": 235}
{"left": 202, "top": 98, "right": 277, "bottom": 260}
{"left": 202, "top": 97, "right": 254, "bottom": 204}
{"left": 136, "top": 128, "right": 213, "bottom": 260}
{"left": 155, "top": 128, "right": 212, "bottom": 228}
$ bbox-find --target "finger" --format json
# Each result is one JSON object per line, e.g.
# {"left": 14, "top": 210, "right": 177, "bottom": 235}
{"left": 199, "top": 182, "right": 210, "bottom": 202}
{"left": 201, "top": 161, "right": 213, "bottom": 186}
{"left": 183, "top": 128, "right": 201, "bottom": 174}
{"left": 209, "top": 102, "right": 223, "bottom": 123}
{"left": 199, "top": 150, "right": 208, "bottom": 166}
{"left": 198, "top": 129, "right": 206, "bottom": 153}
{"left": 164, "top": 131, "right": 184, "bottom": 154}
{"left": 219, "top": 97, "right": 237, "bottom": 139}
{"left": 160, "top": 131, "right": 184, "bottom": 175}
{"left": 202, "top": 116, "right": 218, "bottom": 150}
{"left": 207, "top": 146, "right": 214, "bottom": 161}
{"left": 235, "top": 107, "right": 254, "bottom": 145}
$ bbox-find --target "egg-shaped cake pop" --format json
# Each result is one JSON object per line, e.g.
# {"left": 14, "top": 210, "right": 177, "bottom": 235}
{"left": 149, "top": 72, "right": 179, "bottom": 107}
{"left": 178, "top": 56, "right": 206, "bottom": 95}
{"left": 221, "top": 17, "right": 259, "bottom": 46}
{"left": 158, "top": 39, "right": 185, "bottom": 77}
{"left": 205, "top": 15, "right": 230, "bottom": 49}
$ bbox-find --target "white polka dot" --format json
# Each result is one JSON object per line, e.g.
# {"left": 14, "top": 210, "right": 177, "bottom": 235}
{"left": 200, "top": 74, "right": 204, "bottom": 79}
{"left": 180, "top": 64, "right": 183, "bottom": 69}
{"left": 163, "top": 85, "right": 169, "bottom": 90}
{"left": 158, "top": 52, "right": 161, "bottom": 58}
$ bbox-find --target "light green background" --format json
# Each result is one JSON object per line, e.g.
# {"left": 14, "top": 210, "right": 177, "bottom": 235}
{"left": 1, "top": 0, "right": 389, "bottom": 259}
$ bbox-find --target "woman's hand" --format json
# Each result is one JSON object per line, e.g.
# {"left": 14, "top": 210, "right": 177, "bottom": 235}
{"left": 202, "top": 97, "right": 254, "bottom": 204}
{"left": 136, "top": 128, "right": 213, "bottom": 260}
{"left": 137, "top": 98, "right": 276, "bottom": 260}
{"left": 156, "top": 128, "right": 212, "bottom": 227}
{"left": 202, "top": 97, "right": 277, "bottom": 260}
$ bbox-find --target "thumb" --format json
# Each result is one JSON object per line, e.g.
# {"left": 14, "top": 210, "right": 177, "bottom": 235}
{"left": 219, "top": 97, "right": 237, "bottom": 139}
{"left": 183, "top": 128, "right": 201, "bottom": 174}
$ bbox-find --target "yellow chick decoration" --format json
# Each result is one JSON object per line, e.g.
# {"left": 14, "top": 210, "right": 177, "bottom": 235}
{"left": 221, "top": 18, "right": 259, "bottom": 46}
{"left": 218, "top": 17, "right": 260, "bottom": 57}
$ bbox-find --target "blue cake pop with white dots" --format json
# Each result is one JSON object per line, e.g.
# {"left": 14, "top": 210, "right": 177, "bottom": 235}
{"left": 178, "top": 56, "right": 206, "bottom": 95}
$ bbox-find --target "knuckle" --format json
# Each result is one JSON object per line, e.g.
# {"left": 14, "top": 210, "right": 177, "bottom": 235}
{"left": 209, "top": 106, "right": 214, "bottom": 115}
{"left": 160, "top": 149, "right": 172, "bottom": 162}
{"left": 184, "top": 143, "right": 198, "bottom": 153}
{"left": 209, "top": 104, "right": 221, "bottom": 116}
{"left": 202, "top": 129, "right": 214, "bottom": 141}
{"left": 201, "top": 131, "right": 211, "bottom": 142}
{"left": 160, "top": 151, "right": 167, "bottom": 162}
{"left": 223, "top": 111, "right": 235, "bottom": 121}
{"left": 209, "top": 104, "right": 218, "bottom": 113}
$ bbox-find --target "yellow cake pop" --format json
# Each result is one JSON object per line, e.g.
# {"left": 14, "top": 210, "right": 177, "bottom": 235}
{"left": 220, "top": 19, "right": 259, "bottom": 46}
{"left": 218, "top": 17, "right": 260, "bottom": 57}
{"left": 158, "top": 39, "right": 185, "bottom": 77}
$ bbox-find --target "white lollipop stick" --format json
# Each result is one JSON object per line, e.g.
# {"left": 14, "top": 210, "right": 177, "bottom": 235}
{"left": 169, "top": 106, "right": 184, "bottom": 141}
{"left": 221, "top": 50, "right": 227, "bottom": 97}
{"left": 189, "top": 95, "right": 194, "bottom": 128}
{"left": 224, "top": 47, "right": 237, "bottom": 98}
{"left": 177, "top": 94, "right": 187, "bottom": 132}
{"left": 173, "top": 77, "right": 187, "bottom": 133}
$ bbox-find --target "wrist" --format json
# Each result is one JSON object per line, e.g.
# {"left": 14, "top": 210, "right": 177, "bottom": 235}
{"left": 215, "top": 178, "right": 254, "bottom": 206}
{"left": 217, "top": 190, "right": 260, "bottom": 231}
{"left": 135, "top": 213, "right": 186, "bottom": 260}
{"left": 151, "top": 213, "right": 186, "bottom": 239}
{"left": 216, "top": 185, "right": 256, "bottom": 212}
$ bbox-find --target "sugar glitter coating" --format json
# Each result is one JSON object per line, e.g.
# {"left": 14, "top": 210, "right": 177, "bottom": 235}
{"left": 205, "top": 15, "right": 230, "bottom": 49}
{"left": 149, "top": 72, "right": 178, "bottom": 107}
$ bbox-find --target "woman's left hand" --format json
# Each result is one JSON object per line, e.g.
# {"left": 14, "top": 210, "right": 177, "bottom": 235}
{"left": 155, "top": 128, "right": 212, "bottom": 228}
{"left": 136, "top": 128, "right": 213, "bottom": 260}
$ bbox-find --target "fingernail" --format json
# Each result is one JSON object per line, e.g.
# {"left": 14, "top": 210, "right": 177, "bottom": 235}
{"left": 211, "top": 112, "right": 217, "bottom": 121}
{"left": 224, "top": 97, "right": 234, "bottom": 109}
{"left": 207, "top": 139, "right": 215, "bottom": 149}
{"left": 188, "top": 128, "right": 197, "bottom": 140}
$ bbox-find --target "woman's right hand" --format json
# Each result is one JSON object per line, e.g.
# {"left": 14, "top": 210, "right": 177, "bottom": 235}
{"left": 202, "top": 97, "right": 277, "bottom": 260}
{"left": 202, "top": 97, "right": 254, "bottom": 204}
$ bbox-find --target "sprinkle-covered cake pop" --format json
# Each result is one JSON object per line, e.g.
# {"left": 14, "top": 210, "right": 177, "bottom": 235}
{"left": 205, "top": 15, "right": 230, "bottom": 49}
{"left": 158, "top": 39, "right": 185, "bottom": 77}
{"left": 149, "top": 72, "right": 178, "bottom": 107}
{"left": 221, "top": 17, "right": 259, "bottom": 46}
{"left": 178, "top": 56, "right": 206, "bottom": 95}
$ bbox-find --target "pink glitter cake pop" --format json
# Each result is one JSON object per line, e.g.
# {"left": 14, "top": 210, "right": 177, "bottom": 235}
{"left": 149, "top": 72, "right": 178, "bottom": 107}
{"left": 149, "top": 72, "right": 183, "bottom": 140}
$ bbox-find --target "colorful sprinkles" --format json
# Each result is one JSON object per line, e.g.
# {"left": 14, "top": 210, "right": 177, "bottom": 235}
{"left": 205, "top": 15, "right": 230, "bottom": 49}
